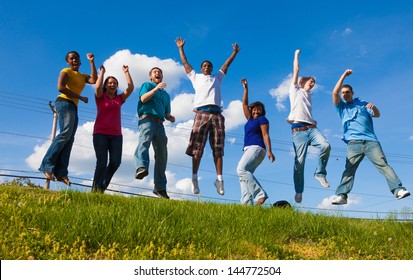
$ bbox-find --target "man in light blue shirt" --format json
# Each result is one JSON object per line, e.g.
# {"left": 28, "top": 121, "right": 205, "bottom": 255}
{"left": 331, "top": 69, "right": 410, "bottom": 205}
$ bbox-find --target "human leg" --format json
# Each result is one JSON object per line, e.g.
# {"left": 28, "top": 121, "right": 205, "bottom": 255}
{"left": 335, "top": 141, "right": 365, "bottom": 198}
{"left": 92, "top": 133, "right": 109, "bottom": 192}
{"left": 364, "top": 141, "right": 405, "bottom": 196}
{"left": 104, "top": 135, "right": 122, "bottom": 189}
{"left": 134, "top": 119, "right": 154, "bottom": 178}
{"left": 236, "top": 146, "right": 266, "bottom": 205}
{"left": 39, "top": 100, "right": 77, "bottom": 177}
{"left": 152, "top": 124, "right": 168, "bottom": 192}
{"left": 292, "top": 131, "right": 309, "bottom": 194}
{"left": 309, "top": 128, "right": 331, "bottom": 187}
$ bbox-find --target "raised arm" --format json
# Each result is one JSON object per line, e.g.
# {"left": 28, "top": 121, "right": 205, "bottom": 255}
{"left": 121, "top": 65, "right": 134, "bottom": 102}
{"left": 220, "top": 42, "right": 240, "bottom": 74}
{"left": 292, "top": 49, "right": 300, "bottom": 86}
{"left": 95, "top": 65, "right": 106, "bottom": 99}
{"left": 86, "top": 53, "right": 98, "bottom": 84}
{"left": 260, "top": 124, "right": 276, "bottom": 162}
{"left": 241, "top": 79, "right": 250, "bottom": 120}
{"left": 175, "top": 37, "right": 193, "bottom": 74}
{"left": 333, "top": 69, "right": 352, "bottom": 105}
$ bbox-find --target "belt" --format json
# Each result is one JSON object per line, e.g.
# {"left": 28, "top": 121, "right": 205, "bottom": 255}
{"left": 292, "top": 124, "right": 316, "bottom": 132}
{"left": 141, "top": 114, "right": 163, "bottom": 124}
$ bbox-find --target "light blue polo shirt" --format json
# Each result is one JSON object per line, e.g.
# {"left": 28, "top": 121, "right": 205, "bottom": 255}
{"left": 336, "top": 98, "right": 378, "bottom": 143}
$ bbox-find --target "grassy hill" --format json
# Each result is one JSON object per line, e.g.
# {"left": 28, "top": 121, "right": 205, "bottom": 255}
{"left": 1, "top": 184, "right": 412, "bottom": 260}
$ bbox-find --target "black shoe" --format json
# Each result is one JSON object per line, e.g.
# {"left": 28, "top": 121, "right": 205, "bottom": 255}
{"left": 135, "top": 167, "right": 148, "bottom": 180}
{"left": 153, "top": 190, "right": 170, "bottom": 199}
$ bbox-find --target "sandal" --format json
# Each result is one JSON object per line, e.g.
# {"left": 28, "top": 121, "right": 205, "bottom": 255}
{"left": 55, "top": 175, "right": 71, "bottom": 186}
{"left": 256, "top": 197, "right": 267, "bottom": 206}
{"left": 44, "top": 172, "right": 55, "bottom": 181}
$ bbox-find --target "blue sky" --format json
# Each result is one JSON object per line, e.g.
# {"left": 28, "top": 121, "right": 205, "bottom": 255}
{"left": 0, "top": 0, "right": 412, "bottom": 219}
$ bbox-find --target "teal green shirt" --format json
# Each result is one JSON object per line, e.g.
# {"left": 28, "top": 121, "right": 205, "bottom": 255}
{"left": 137, "top": 82, "right": 171, "bottom": 121}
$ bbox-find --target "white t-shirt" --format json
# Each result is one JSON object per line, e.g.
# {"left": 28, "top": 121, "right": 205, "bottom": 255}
{"left": 187, "top": 69, "right": 225, "bottom": 109}
{"left": 286, "top": 83, "right": 315, "bottom": 124}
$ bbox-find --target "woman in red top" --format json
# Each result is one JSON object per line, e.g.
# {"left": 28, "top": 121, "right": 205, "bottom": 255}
{"left": 92, "top": 65, "right": 134, "bottom": 193}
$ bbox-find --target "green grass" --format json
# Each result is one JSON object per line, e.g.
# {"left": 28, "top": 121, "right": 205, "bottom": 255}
{"left": 1, "top": 185, "right": 412, "bottom": 260}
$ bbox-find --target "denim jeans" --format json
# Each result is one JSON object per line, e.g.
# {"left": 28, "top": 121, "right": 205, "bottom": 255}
{"left": 39, "top": 100, "right": 78, "bottom": 177}
{"left": 336, "top": 140, "right": 403, "bottom": 198}
{"left": 292, "top": 127, "right": 330, "bottom": 193}
{"left": 92, "top": 133, "right": 123, "bottom": 192}
{"left": 134, "top": 118, "right": 168, "bottom": 191}
{"left": 237, "top": 145, "right": 267, "bottom": 205}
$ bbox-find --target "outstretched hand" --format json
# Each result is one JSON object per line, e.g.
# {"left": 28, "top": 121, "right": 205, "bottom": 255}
{"left": 175, "top": 37, "right": 185, "bottom": 47}
{"left": 233, "top": 42, "right": 240, "bottom": 53}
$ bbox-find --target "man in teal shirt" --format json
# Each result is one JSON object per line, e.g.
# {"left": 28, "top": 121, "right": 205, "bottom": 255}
{"left": 134, "top": 67, "right": 175, "bottom": 199}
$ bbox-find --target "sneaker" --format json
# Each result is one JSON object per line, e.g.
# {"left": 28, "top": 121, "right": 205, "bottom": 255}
{"left": 315, "top": 175, "right": 330, "bottom": 188}
{"left": 214, "top": 179, "right": 225, "bottom": 195}
{"left": 295, "top": 192, "right": 302, "bottom": 203}
{"left": 153, "top": 190, "right": 170, "bottom": 199}
{"left": 191, "top": 179, "right": 200, "bottom": 194}
{"left": 396, "top": 189, "right": 411, "bottom": 200}
{"left": 332, "top": 195, "right": 347, "bottom": 205}
{"left": 135, "top": 167, "right": 148, "bottom": 180}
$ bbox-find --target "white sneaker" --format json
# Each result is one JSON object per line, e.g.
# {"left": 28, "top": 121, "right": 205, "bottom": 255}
{"left": 315, "top": 175, "right": 330, "bottom": 188}
{"left": 332, "top": 195, "right": 347, "bottom": 205}
{"left": 396, "top": 189, "right": 411, "bottom": 200}
{"left": 214, "top": 179, "right": 224, "bottom": 195}
{"left": 191, "top": 179, "right": 200, "bottom": 194}
{"left": 295, "top": 192, "right": 302, "bottom": 203}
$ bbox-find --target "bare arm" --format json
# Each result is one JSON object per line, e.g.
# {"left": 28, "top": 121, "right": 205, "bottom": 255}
{"left": 260, "top": 124, "right": 275, "bottom": 162}
{"left": 57, "top": 72, "right": 89, "bottom": 103}
{"left": 333, "top": 69, "right": 352, "bottom": 105}
{"left": 140, "top": 82, "right": 166, "bottom": 103}
{"left": 175, "top": 37, "right": 193, "bottom": 74}
{"left": 95, "top": 65, "right": 105, "bottom": 99}
{"left": 121, "top": 65, "right": 134, "bottom": 102}
{"left": 85, "top": 53, "right": 97, "bottom": 84}
{"left": 365, "top": 103, "right": 380, "bottom": 118}
{"left": 220, "top": 42, "right": 240, "bottom": 74}
{"left": 292, "top": 49, "right": 300, "bottom": 86}
{"left": 241, "top": 79, "right": 250, "bottom": 119}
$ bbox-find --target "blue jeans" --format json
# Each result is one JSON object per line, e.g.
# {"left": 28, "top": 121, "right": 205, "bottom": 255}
{"left": 93, "top": 133, "right": 123, "bottom": 192}
{"left": 292, "top": 127, "right": 330, "bottom": 193}
{"left": 39, "top": 100, "right": 78, "bottom": 177}
{"left": 237, "top": 145, "right": 267, "bottom": 205}
{"left": 134, "top": 118, "right": 168, "bottom": 191}
{"left": 336, "top": 140, "right": 403, "bottom": 198}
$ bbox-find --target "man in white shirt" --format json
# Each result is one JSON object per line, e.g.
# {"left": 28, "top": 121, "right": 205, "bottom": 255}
{"left": 288, "top": 49, "right": 331, "bottom": 203}
{"left": 176, "top": 37, "right": 240, "bottom": 196}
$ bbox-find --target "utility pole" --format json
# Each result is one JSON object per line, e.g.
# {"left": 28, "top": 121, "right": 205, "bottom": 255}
{"left": 44, "top": 101, "right": 57, "bottom": 190}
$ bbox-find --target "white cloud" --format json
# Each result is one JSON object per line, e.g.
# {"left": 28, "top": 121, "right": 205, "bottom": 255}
{"left": 171, "top": 92, "right": 196, "bottom": 122}
{"left": 269, "top": 74, "right": 291, "bottom": 111}
{"left": 342, "top": 27, "right": 353, "bottom": 36}
{"left": 409, "top": 136, "right": 413, "bottom": 141}
{"left": 222, "top": 100, "right": 245, "bottom": 130}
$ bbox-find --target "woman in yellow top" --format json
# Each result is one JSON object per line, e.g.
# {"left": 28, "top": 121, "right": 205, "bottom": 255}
{"left": 39, "top": 51, "right": 97, "bottom": 185}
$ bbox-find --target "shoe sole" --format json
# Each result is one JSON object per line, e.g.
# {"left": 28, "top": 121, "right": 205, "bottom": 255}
{"left": 153, "top": 191, "right": 170, "bottom": 199}
{"left": 397, "top": 192, "right": 411, "bottom": 200}
{"left": 135, "top": 170, "right": 148, "bottom": 180}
